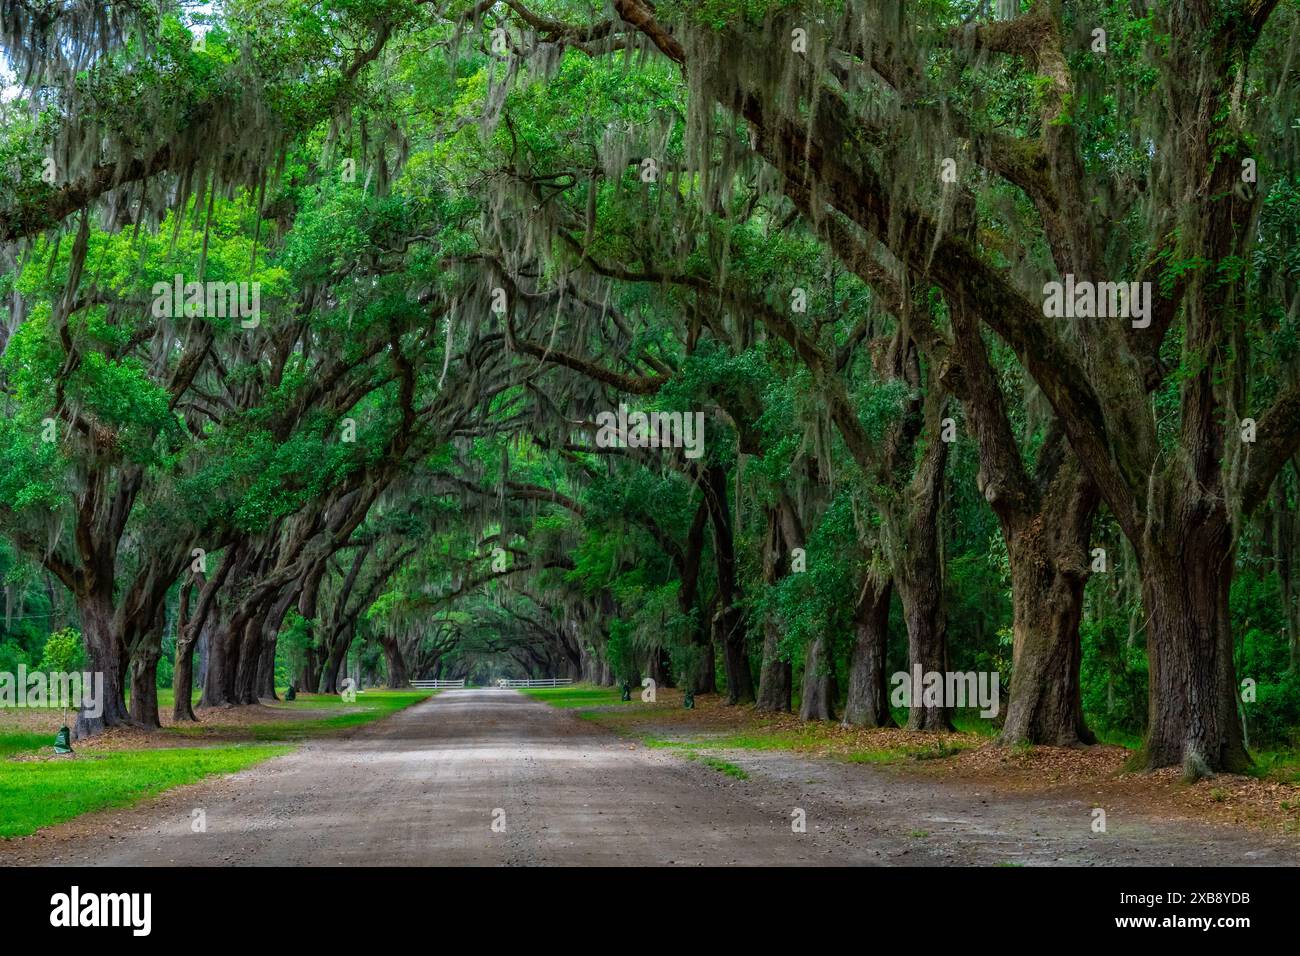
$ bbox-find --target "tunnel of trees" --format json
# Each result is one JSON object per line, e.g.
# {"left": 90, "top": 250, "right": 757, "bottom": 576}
{"left": 1, "top": 0, "right": 1298, "bottom": 779}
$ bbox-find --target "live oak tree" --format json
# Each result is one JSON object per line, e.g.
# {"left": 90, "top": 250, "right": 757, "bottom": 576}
{"left": 3, "top": 0, "right": 1300, "bottom": 782}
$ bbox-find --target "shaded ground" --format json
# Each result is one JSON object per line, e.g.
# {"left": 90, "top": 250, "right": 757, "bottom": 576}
{"left": 3, "top": 688, "right": 1298, "bottom": 866}
{"left": 575, "top": 687, "right": 1300, "bottom": 835}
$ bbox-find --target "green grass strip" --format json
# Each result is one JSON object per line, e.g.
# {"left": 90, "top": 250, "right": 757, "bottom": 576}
{"left": 0, "top": 744, "right": 289, "bottom": 838}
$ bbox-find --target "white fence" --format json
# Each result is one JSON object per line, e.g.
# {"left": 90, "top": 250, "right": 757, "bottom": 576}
{"left": 497, "top": 678, "right": 573, "bottom": 688}
{"left": 410, "top": 679, "right": 465, "bottom": 689}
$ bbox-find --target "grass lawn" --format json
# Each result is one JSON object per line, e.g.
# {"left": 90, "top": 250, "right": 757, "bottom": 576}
{"left": 519, "top": 685, "right": 626, "bottom": 708}
{"left": 0, "top": 731, "right": 57, "bottom": 758}
{"left": 0, "top": 744, "right": 289, "bottom": 838}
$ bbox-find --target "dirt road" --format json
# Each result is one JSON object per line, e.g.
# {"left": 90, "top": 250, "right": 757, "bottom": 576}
{"left": 6, "top": 689, "right": 1299, "bottom": 866}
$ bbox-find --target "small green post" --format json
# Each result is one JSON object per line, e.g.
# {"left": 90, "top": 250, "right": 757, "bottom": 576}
{"left": 54, "top": 726, "right": 73, "bottom": 754}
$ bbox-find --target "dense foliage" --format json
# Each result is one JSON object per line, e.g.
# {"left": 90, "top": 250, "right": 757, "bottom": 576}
{"left": 1, "top": 0, "right": 1297, "bottom": 778}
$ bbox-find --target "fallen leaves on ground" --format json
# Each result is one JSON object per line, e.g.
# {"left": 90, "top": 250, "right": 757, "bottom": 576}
{"left": 581, "top": 691, "right": 1300, "bottom": 836}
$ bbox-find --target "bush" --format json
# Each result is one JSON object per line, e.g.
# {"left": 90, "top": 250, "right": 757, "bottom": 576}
{"left": 1080, "top": 616, "right": 1148, "bottom": 738}
{"left": 36, "top": 627, "right": 83, "bottom": 673}
{"left": 1247, "top": 674, "right": 1300, "bottom": 748}
{"left": 0, "top": 639, "right": 29, "bottom": 675}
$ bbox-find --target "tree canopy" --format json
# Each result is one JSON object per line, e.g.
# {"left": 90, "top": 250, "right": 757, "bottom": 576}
{"left": 1, "top": 0, "right": 1298, "bottom": 779}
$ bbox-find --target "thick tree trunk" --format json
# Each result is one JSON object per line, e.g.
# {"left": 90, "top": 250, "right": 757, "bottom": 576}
{"left": 756, "top": 626, "right": 792, "bottom": 712}
{"left": 172, "top": 583, "right": 199, "bottom": 722}
{"left": 889, "top": 390, "right": 951, "bottom": 732}
{"left": 842, "top": 574, "right": 895, "bottom": 728}
{"left": 255, "top": 632, "right": 279, "bottom": 701}
{"left": 998, "top": 464, "right": 1097, "bottom": 747}
{"left": 381, "top": 634, "right": 409, "bottom": 688}
{"left": 173, "top": 638, "right": 199, "bottom": 722}
{"left": 799, "top": 634, "right": 836, "bottom": 721}
{"left": 255, "top": 588, "right": 297, "bottom": 700}
{"left": 947, "top": 291, "right": 1099, "bottom": 745}
{"left": 233, "top": 617, "right": 264, "bottom": 704}
{"left": 74, "top": 594, "right": 131, "bottom": 738}
{"left": 896, "top": 572, "right": 951, "bottom": 731}
{"left": 1139, "top": 507, "right": 1249, "bottom": 778}
{"left": 997, "top": 533, "right": 1091, "bottom": 746}
{"left": 128, "top": 649, "right": 161, "bottom": 729}
{"left": 694, "top": 634, "right": 717, "bottom": 694}
{"left": 300, "top": 647, "right": 321, "bottom": 695}
{"left": 200, "top": 609, "right": 246, "bottom": 708}
{"left": 715, "top": 604, "right": 753, "bottom": 704}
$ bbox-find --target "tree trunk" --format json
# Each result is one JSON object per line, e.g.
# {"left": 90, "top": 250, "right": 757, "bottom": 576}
{"left": 255, "top": 631, "right": 279, "bottom": 701}
{"left": 646, "top": 649, "right": 670, "bottom": 689}
{"left": 888, "top": 391, "right": 951, "bottom": 732}
{"left": 255, "top": 587, "right": 297, "bottom": 700}
{"left": 196, "top": 623, "right": 208, "bottom": 689}
{"left": 756, "top": 506, "right": 792, "bottom": 713}
{"left": 321, "top": 634, "right": 348, "bottom": 695}
{"left": 199, "top": 610, "right": 246, "bottom": 708}
{"left": 299, "top": 643, "right": 320, "bottom": 693}
{"left": 382, "top": 633, "right": 409, "bottom": 688}
{"left": 676, "top": 498, "right": 712, "bottom": 694}
{"left": 172, "top": 583, "right": 199, "bottom": 722}
{"left": 756, "top": 626, "right": 792, "bottom": 712}
{"left": 128, "top": 649, "right": 161, "bottom": 729}
{"left": 234, "top": 616, "right": 264, "bottom": 704}
{"left": 896, "top": 571, "right": 951, "bottom": 731}
{"left": 73, "top": 593, "right": 131, "bottom": 738}
{"left": 998, "top": 464, "right": 1097, "bottom": 747}
{"left": 715, "top": 604, "right": 753, "bottom": 704}
{"left": 842, "top": 574, "right": 895, "bottom": 728}
{"left": 706, "top": 464, "right": 754, "bottom": 704}
{"left": 173, "top": 644, "right": 199, "bottom": 722}
{"left": 799, "top": 634, "right": 836, "bottom": 721}
{"left": 1139, "top": 506, "right": 1249, "bottom": 778}
{"left": 694, "top": 634, "right": 717, "bottom": 694}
